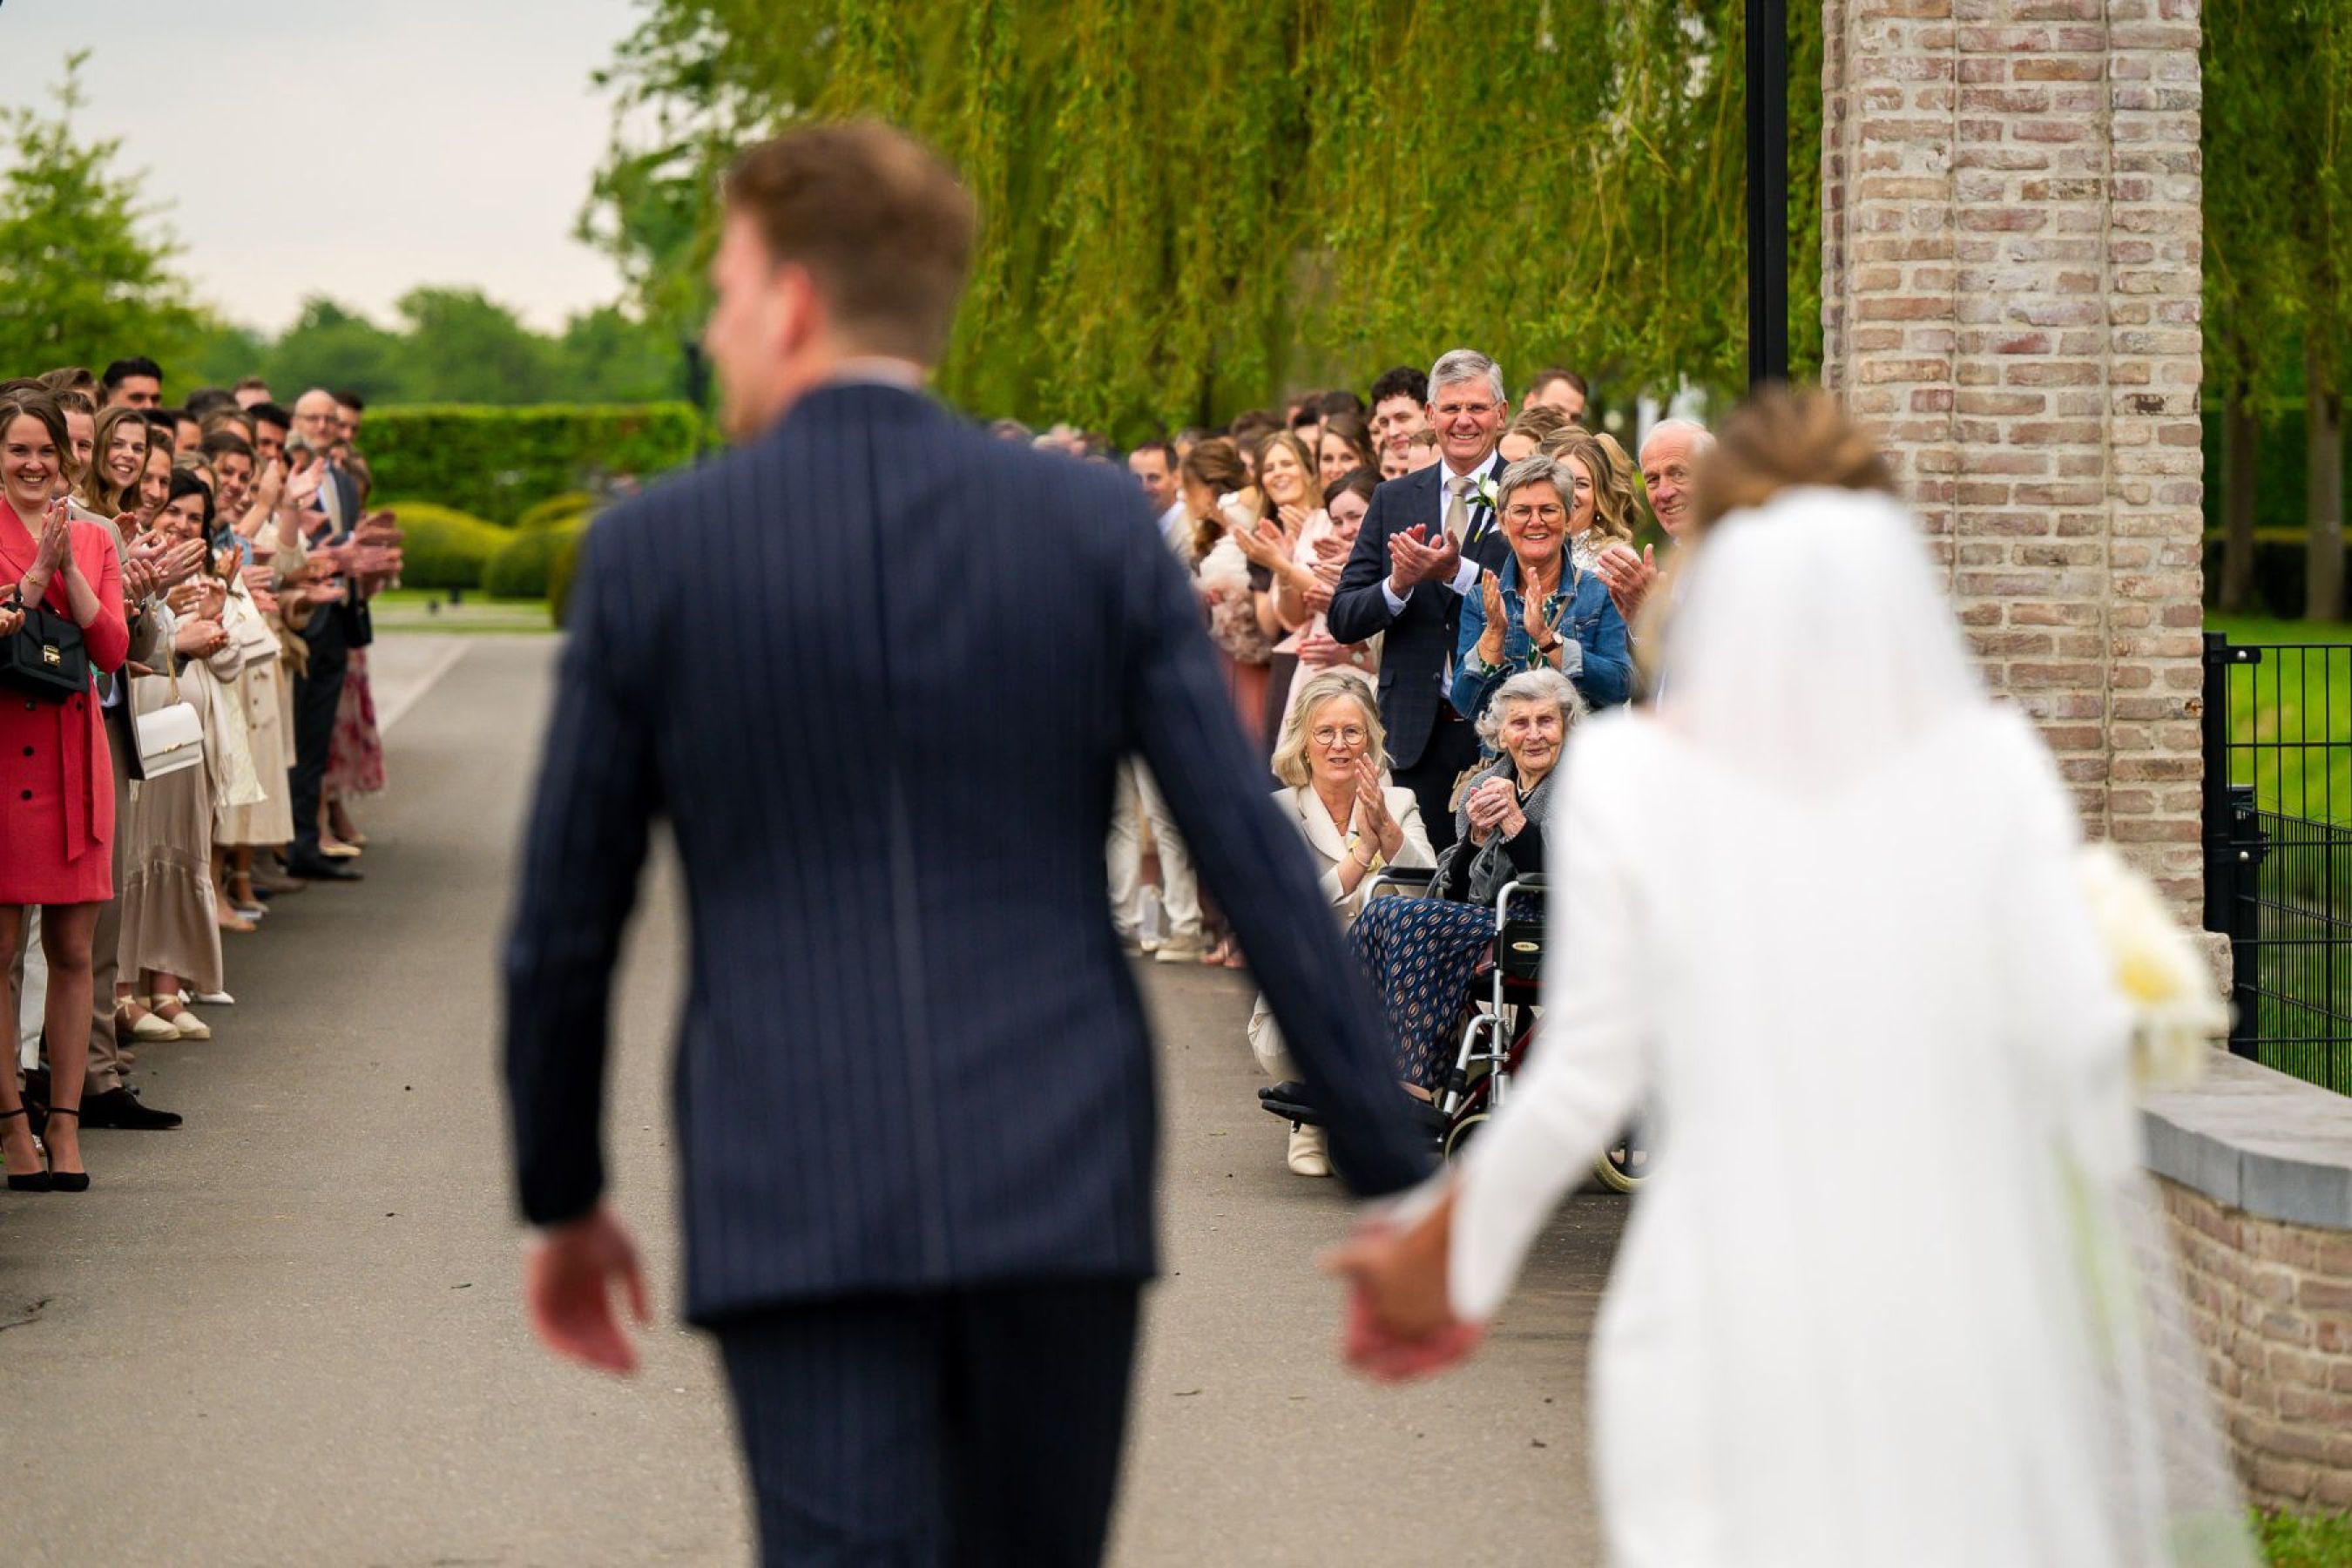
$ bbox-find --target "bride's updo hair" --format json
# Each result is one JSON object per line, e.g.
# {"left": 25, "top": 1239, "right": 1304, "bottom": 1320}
{"left": 1692, "top": 386, "right": 1897, "bottom": 535}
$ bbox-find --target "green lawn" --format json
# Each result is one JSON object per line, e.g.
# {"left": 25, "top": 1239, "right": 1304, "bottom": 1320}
{"left": 371, "top": 587, "right": 554, "bottom": 635}
{"left": 2261, "top": 1508, "right": 2352, "bottom": 1567}
{"left": 2206, "top": 614, "right": 2352, "bottom": 826}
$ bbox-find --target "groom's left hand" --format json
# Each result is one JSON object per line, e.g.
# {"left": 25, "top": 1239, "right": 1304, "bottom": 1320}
{"left": 525, "top": 1200, "right": 652, "bottom": 1375}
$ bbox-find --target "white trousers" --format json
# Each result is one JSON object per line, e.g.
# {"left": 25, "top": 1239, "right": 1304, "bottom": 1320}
{"left": 1105, "top": 762, "right": 1200, "bottom": 941}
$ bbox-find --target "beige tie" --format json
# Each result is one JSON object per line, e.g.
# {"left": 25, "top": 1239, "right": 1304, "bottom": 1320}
{"left": 1446, "top": 475, "right": 1472, "bottom": 551}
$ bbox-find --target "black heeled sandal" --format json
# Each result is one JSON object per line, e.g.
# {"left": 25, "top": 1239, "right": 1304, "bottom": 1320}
{"left": 41, "top": 1105, "right": 87, "bottom": 1193}
{"left": 2, "top": 1105, "right": 51, "bottom": 1193}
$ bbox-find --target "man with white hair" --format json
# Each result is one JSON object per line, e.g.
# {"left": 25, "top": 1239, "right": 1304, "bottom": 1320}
{"left": 1596, "top": 416, "right": 1714, "bottom": 623}
{"left": 1328, "top": 348, "right": 1515, "bottom": 851}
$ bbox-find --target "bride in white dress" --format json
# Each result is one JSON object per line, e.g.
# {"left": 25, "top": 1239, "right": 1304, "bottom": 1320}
{"left": 1334, "top": 394, "right": 2252, "bottom": 1567}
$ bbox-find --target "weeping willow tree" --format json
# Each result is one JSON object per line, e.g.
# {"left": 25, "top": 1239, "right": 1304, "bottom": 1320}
{"left": 583, "top": 0, "right": 1823, "bottom": 438}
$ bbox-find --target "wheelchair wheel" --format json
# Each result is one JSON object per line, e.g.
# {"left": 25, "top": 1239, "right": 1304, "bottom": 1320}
{"left": 1592, "top": 1125, "right": 1652, "bottom": 1193}
{"left": 1442, "top": 1112, "right": 1487, "bottom": 1163}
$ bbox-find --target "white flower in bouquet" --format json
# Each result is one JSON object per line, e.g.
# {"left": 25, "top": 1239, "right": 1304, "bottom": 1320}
{"left": 2075, "top": 842, "right": 2229, "bottom": 1088}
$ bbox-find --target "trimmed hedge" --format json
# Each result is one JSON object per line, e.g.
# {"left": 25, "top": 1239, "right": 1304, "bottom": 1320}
{"left": 362, "top": 403, "right": 705, "bottom": 526}
{"left": 548, "top": 526, "right": 589, "bottom": 627}
{"left": 389, "top": 502, "right": 508, "bottom": 591}
{"left": 2204, "top": 403, "right": 2352, "bottom": 539}
{"left": 2204, "top": 530, "right": 2352, "bottom": 618}
{"left": 517, "top": 490, "right": 598, "bottom": 531}
{"left": 483, "top": 521, "right": 586, "bottom": 601}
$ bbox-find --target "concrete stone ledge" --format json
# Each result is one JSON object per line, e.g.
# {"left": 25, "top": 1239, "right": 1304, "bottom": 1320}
{"left": 2141, "top": 1053, "right": 2352, "bottom": 1231}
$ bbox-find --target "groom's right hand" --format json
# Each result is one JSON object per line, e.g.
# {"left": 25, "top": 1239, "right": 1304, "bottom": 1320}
{"left": 525, "top": 1200, "right": 652, "bottom": 1375}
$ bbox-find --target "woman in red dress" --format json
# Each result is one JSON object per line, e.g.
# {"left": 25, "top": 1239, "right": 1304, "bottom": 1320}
{"left": 0, "top": 390, "right": 130, "bottom": 1192}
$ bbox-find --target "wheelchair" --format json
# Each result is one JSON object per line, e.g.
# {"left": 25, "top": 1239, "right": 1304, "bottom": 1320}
{"left": 1258, "top": 868, "right": 1650, "bottom": 1193}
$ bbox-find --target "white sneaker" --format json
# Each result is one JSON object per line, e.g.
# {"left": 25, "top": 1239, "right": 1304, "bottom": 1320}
{"left": 1152, "top": 934, "right": 1207, "bottom": 964}
{"left": 1286, "top": 1124, "right": 1332, "bottom": 1178}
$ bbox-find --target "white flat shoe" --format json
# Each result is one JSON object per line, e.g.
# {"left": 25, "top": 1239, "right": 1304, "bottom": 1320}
{"left": 117, "top": 1004, "right": 177, "bottom": 1042}
{"left": 1286, "top": 1124, "right": 1332, "bottom": 1178}
{"left": 194, "top": 989, "right": 236, "bottom": 1005}
{"left": 150, "top": 997, "right": 211, "bottom": 1040}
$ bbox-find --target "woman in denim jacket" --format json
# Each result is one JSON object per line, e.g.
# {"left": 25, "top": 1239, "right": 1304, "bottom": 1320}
{"left": 1450, "top": 452, "right": 1633, "bottom": 727}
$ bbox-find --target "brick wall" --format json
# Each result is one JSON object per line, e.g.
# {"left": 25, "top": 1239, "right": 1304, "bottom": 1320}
{"left": 2159, "top": 1176, "right": 2352, "bottom": 1510}
{"left": 1819, "top": 0, "right": 2207, "bottom": 909}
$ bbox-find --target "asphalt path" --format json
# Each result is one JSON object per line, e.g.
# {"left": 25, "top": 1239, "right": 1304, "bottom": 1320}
{"left": 3, "top": 634, "right": 1625, "bottom": 1567}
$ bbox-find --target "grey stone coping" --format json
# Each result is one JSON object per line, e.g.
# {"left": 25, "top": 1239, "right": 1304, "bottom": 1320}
{"left": 2140, "top": 1052, "right": 2352, "bottom": 1230}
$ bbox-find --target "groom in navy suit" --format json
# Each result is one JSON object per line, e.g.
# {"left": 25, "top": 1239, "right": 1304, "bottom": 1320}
{"left": 500, "top": 123, "right": 1430, "bottom": 1565}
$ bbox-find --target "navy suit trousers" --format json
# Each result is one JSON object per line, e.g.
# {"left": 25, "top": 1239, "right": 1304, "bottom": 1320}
{"left": 288, "top": 611, "right": 348, "bottom": 859}
{"left": 715, "top": 1283, "right": 1140, "bottom": 1567}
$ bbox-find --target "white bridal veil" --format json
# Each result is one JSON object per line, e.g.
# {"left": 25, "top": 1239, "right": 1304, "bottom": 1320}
{"left": 1660, "top": 489, "right": 2254, "bottom": 1565}
{"left": 1446, "top": 485, "right": 2254, "bottom": 1566}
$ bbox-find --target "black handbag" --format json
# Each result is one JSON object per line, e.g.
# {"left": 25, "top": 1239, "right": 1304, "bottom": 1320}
{"left": 0, "top": 591, "right": 90, "bottom": 702}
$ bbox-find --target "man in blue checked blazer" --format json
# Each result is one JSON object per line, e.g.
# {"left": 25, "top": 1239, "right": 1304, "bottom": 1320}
{"left": 500, "top": 124, "right": 1432, "bottom": 1565}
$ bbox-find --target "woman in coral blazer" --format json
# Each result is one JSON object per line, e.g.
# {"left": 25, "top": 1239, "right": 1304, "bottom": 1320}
{"left": 0, "top": 389, "right": 130, "bottom": 1193}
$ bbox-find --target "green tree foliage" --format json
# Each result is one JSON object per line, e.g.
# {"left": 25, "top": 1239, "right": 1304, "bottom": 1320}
{"left": 262, "top": 297, "right": 408, "bottom": 400}
{"left": 362, "top": 403, "right": 705, "bottom": 524}
{"left": 583, "top": 0, "right": 1826, "bottom": 437}
{"left": 0, "top": 54, "right": 206, "bottom": 375}
{"left": 246, "top": 292, "right": 682, "bottom": 407}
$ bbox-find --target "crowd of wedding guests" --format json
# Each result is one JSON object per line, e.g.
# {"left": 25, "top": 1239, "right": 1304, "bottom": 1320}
{"left": 0, "top": 360, "right": 401, "bottom": 1191}
{"left": 1041, "top": 348, "right": 1714, "bottom": 1176}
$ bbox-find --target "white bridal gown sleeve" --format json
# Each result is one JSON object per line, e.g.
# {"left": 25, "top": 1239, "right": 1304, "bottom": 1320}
{"left": 1446, "top": 723, "right": 1648, "bottom": 1322}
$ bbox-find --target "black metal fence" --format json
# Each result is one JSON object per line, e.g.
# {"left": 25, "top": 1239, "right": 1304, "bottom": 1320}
{"left": 2201, "top": 633, "right": 2352, "bottom": 1093}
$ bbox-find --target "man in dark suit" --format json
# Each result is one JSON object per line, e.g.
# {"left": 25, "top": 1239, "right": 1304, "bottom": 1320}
{"left": 281, "top": 388, "right": 365, "bottom": 882}
{"left": 500, "top": 122, "right": 1430, "bottom": 1567}
{"left": 1326, "top": 350, "right": 1516, "bottom": 851}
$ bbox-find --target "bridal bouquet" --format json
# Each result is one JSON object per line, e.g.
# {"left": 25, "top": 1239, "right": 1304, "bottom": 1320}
{"left": 2077, "top": 842, "right": 2230, "bottom": 1088}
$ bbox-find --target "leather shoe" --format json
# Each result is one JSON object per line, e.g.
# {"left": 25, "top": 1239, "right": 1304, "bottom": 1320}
{"left": 78, "top": 1086, "right": 182, "bottom": 1130}
{"left": 286, "top": 855, "right": 363, "bottom": 882}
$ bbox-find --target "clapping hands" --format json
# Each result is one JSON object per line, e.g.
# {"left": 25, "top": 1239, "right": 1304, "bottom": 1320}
{"left": 1388, "top": 524, "right": 1461, "bottom": 594}
{"left": 1295, "top": 628, "right": 1355, "bottom": 669}
{"left": 1463, "top": 776, "right": 1523, "bottom": 845}
{"left": 171, "top": 616, "right": 228, "bottom": 659}
{"left": 1595, "top": 542, "right": 1658, "bottom": 622}
{"left": 1233, "top": 513, "right": 1290, "bottom": 572}
{"left": 30, "top": 497, "right": 73, "bottom": 574}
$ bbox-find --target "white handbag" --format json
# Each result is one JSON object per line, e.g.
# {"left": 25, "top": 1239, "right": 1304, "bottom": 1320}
{"left": 134, "top": 664, "right": 205, "bottom": 780}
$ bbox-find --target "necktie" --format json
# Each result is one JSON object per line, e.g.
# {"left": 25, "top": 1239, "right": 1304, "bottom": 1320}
{"left": 1446, "top": 476, "right": 1471, "bottom": 551}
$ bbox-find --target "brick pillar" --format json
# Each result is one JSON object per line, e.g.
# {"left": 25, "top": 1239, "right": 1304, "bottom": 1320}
{"left": 1820, "top": 0, "right": 2206, "bottom": 906}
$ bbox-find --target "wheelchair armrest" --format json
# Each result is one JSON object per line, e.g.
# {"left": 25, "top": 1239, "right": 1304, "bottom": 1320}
{"left": 1365, "top": 867, "right": 1436, "bottom": 901}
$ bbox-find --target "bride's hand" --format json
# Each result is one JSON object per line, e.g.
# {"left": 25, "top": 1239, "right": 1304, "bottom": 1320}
{"left": 1323, "top": 1191, "right": 1483, "bottom": 1380}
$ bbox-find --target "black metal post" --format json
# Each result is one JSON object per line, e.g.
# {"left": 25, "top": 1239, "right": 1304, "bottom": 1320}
{"left": 2201, "top": 632, "right": 2234, "bottom": 934}
{"left": 681, "top": 341, "right": 713, "bottom": 457}
{"left": 2203, "top": 632, "right": 2268, "bottom": 1058}
{"left": 1746, "top": 0, "right": 1791, "bottom": 389}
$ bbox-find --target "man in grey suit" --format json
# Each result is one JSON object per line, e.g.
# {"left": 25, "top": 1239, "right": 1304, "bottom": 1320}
{"left": 501, "top": 123, "right": 1430, "bottom": 1565}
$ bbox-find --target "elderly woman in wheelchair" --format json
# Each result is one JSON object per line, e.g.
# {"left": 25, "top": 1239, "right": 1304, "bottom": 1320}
{"left": 1354, "top": 668, "right": 1583, "bottom": 1091}
{"left": 1255, "top": 667, "right": 1582, "bottom": 1175}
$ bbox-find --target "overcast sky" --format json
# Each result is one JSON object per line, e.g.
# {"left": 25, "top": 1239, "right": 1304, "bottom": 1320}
{"left": 0, "top": 0, "right": 645, "bottom": 333}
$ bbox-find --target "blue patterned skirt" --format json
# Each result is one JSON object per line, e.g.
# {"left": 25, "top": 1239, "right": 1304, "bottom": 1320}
{"left": 1347, "top": 896, "right": 1497, "bottom": 1090}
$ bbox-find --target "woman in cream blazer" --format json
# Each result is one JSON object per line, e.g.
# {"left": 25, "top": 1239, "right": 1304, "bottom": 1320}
{"left": 1249, "top": 671, "right": 1433, "bottom": 1176}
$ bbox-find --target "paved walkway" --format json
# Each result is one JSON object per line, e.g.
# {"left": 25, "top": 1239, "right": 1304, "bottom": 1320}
{"left": 3, "top": 634, "right": 1625, "bottom": 1566}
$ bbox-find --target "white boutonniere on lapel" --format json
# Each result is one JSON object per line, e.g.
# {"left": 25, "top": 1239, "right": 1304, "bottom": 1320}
{"left": 1461, "top": 472, "right": 1503, "bottom": 550}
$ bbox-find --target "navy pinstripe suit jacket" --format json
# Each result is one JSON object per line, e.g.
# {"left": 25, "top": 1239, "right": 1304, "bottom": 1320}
{"left": 502, "top": 383, "right": 1433, "bottom": 1323}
